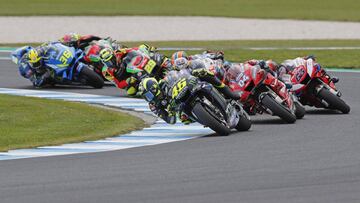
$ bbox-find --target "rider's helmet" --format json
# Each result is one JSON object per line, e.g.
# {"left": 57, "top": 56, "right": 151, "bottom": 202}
{"left": 265, "top": 60, "right": 278, "bottom": 72}
{"left": 27, "top": 48, "right": 42, "bottom": 69}
{"left": 281, "top": 59, "right": 296, "bottom": 72}
{"left": 100, "top": 47, "right": 116, "bottom": 67}
{"left": 171, "top": 51, "right": 188, "bottom": 64}
{"left": 140, "top": 77, "right": 161, "bottom": 103}
{"left": 171, "top": 51, "right": 189, "bottom": 70}
{"left": 225, "top": 63, "right": 243, "bottom": 82}
{"left": 59, "top": 33, "right": 81, "bottom": 44}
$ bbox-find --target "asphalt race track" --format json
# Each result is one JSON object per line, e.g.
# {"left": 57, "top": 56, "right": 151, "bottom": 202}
{"left": 0, "top": 58, "right": 360, "bottom": 203}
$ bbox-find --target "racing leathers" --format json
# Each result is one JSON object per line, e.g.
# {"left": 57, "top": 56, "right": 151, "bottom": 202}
{"left": 12, "top": 45, "right": 53, "bottom": 87}
{"left": 279, "top": 56, "right": 339, "bottom": 84}
{"left": 174, "top": 57, "right": 240, "bottom": 100}
{"left": 59, "top": 33, "right": 103, "bottom": 50}
{"left": 246, "top": 59, "right": 279, "bottom": 77}
{"left": 141, "top": 78, "right": 177, "bottom": 124}
{"left": 102, "top": 45, "right": 172, "bottom": 96}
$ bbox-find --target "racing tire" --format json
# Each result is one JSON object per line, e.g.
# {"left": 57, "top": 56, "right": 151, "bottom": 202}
{"left": 318, "top": 88, "right": 350, "bottom": 114}
{"left": 79, "top": 66, "right": 104, "bottom": 89}
{"left": 235, "top": 114, "right": 252, "bottom": 131}
{"left": 261, "top": 94, "right": 297, "bottom": 123}
{"left": 193, "top": 102, "right": 231, "bottom": 136}
{"left": 294, "top": 102, "right": 306, "bottom": 119}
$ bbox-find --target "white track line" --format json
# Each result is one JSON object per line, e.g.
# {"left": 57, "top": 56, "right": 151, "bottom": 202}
{"left": 0, "top": 88, "right": 212, "bottom": 160}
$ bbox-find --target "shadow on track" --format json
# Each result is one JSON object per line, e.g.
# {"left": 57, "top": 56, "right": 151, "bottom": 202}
{"left": 305, "top": 109, "right": 342, "bottom": 115}
{"left": 251, "top": 117, "right": 293, "bottom": 125}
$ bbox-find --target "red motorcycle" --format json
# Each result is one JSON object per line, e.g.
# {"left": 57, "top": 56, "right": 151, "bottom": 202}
{"left": 226, "top": 63, "right": 301, "bottom": 123}
{"left": 284, "top": 60, "right": 350, "bottom": 113}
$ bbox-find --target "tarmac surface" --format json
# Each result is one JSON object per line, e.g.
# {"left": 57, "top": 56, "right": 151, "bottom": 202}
{"left": 0, "top": 56, "right": 360, "bottom": 202}
{"left": 1, "top": 16, "right": 360, "bottom": 43}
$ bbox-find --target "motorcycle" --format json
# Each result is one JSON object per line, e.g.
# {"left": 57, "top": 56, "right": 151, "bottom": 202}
{"left": 284, "top": 60, "right": 350, "bottom": 113}
{"left": 83, "top": 39, "right": 116, "bottom": 80}
{"left": 165, "top": 70, "right": 251, "bottom": 136}
{"left": 85, "top": 43, "right": 170, "bottom": 92}
{"left": 122, "top": 50, "right": 170, "bottom": 79}
{"left": 12, "top": 43, "right": 104, "bottom": 88}
{"left": 226, "top": 63, "right": 300, "bottom": 123}
{"left": 114, "top": 49, "right": 172, "bottom": 94}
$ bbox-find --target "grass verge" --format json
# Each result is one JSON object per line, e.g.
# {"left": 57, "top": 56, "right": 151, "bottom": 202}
{"left": 2, "top": 40, "right": 360, "bottom": 69}
{"left": 142, "top": 40, "right": 360, "bottom": 69}
{"left": 1, "top": 0, "right": 360, "bottom": 22}
{"left": 0, "top": 94, "right": 146, "bottom": 152}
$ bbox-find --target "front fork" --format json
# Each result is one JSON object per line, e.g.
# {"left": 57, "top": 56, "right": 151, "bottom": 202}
{"left": 226, "top": 100, "right": 250, "bottom": 128}
{"left": 258, "top": 87, "right": 296, "bottom": 115}
{"left": 264, "top": 73, "right": 294, "bottom": 108}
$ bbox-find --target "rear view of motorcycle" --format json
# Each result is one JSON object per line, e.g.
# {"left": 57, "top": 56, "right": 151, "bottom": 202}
{"left": 167, "top": 70, "right": 251, "bottom": 136}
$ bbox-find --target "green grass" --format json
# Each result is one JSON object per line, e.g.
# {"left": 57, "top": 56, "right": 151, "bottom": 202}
{"left": 1, "top": 0, "right": 360, "bottom": 21}
{"left": 0, "top": 94, "right": 146, "bottom": 152}
{"left": 161, "top": 49, "right": 360, "bottom": 69}
{"left": 2, "top": 40, "right": 360, "bottom": 69}
{"left": 125, "top": 39, "right": 360, "bottom": 49}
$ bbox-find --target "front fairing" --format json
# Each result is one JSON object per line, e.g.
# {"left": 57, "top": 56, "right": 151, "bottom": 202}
{"left": 123, "top": 51, "right": 150, "bottom": 74}
{"left": 43, "top": 44, "right": 81, "bottom": 80}
{"left": 227, "top": 65, "right": 260, "bottom": 102}
{"left": 11, "top": 46, "right": 32, "bottom": 65}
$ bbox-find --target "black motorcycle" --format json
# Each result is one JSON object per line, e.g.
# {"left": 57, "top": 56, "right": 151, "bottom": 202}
{"left": 166, "top": 70, "right": 251, "bottom": 136}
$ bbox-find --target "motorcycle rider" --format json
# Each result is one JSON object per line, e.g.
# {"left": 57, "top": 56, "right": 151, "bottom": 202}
{"left": 99, "top": 44, "right": 172, "bottom": 96}
{"left": 171, "top": 51, "right": 240, "bottom": 100}
{"left": 59, "top": 33, "right": 103, "bottom": 50}
{"left": 224, "top": 61, "right": 292, "bottom": 115}
{"left": 139, "top": 77, "right": 177, "bottom": 124}
{"left": 12, "top": 45, "right": 53, "bottom": 87}
{"left": 278, "top": 56, "right": 339, "bottom": 84}
{"left": 245, "top": 59, "right": 279, "bottom": 77}
{"left": 246, "top": 56, "right": 339, "bottom": 85}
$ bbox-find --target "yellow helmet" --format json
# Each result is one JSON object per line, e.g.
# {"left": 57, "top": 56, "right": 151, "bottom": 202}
{"left": 27, "top": 49, "right": 41, "bottom": 63}
{"left": 99, "top": 48, "right": 113, "bottom": 62}
{"left": 27, "top": 48, "right": 42, "bottom": 68}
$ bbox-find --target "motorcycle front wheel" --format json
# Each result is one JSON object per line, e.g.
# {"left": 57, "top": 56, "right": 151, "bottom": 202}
{"left": 318, "top": 88, "right": 350, "bottom": 114}
{"left": 235, "top": 114, "right": 252, "bottom": 131}
{"left": 193, "top": 102, "right": 231, "bottom": 136}
{"left": 261, "top": 94, "right": 297, "bottom": 123}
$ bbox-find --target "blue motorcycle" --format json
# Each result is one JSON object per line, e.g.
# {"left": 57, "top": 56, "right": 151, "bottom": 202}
{"left": 12, "top": 43, "right": 104, "bottom": 88}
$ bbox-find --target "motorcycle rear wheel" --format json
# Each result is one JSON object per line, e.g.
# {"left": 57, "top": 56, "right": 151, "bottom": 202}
{"left": 193, "top": 102, "right": 231, "bottom": 136}
{"left": 79, "top": 66, "right": 104, "bottom": 89}
{"left": 261, "top": 94, "right": 296, "bottom": 123}
{"left": 318, "top": 88, "right": 350, "bottom": 114}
